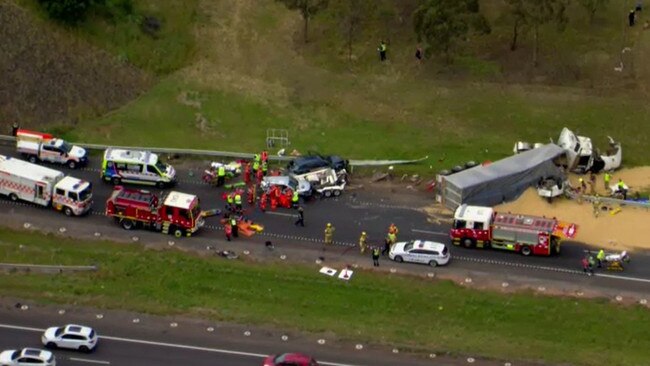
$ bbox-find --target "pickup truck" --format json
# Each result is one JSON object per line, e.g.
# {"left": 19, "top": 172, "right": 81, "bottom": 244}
{"left": 16, "top": 130, "right": 88, "bottom": 169}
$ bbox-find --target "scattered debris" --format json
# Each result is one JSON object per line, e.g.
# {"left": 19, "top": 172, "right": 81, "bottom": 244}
{"left": 217, "top": 250, "right": 238, "bottom": 260}
{"left": 371, "top": 172, "right": 390, "bottom": 182}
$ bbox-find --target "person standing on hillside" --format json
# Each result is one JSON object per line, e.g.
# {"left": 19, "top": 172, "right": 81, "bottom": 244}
{"left": 415, "top": 45, "right": 423, "bottom": 64}
{"left": 378, "top": 40, "right": 387, "bottom": 61}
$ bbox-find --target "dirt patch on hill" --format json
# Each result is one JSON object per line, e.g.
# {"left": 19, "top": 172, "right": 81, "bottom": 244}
{"left": 496, "top": 167, "right": 650, "bottom": 251}
{"left": 0, "top": 1, "right": 150, "bottom": 132}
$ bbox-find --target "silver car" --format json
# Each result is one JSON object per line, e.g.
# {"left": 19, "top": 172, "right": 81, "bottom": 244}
{"left": 261, "top": 175, "right": 312, "bottom": 196}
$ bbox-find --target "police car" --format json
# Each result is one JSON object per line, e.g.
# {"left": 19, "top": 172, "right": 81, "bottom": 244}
{"left": 389, "top": 240, "right": 451, "bottom": 267}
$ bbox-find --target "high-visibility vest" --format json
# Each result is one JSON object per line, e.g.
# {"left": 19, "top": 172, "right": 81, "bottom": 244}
{"left": 218, "top": 166, "right": 226, "bottom": 177}
{"left": 604, "top": 173, "right": 611, "bottom": 182}
{"left": 254, "top": 154, "right": 260, "bottom": 163}
{"left": 373, "top": 248, "right": 380, "bottom": 256}
{"left": 227, "top": 195, "right": 234, "bottom": 204}
{"left": 617, "top": 181, "right": 625, "bottom": 189}
{"left": 234, "top": 194, "right": 242, "bottom": 205}
{"left": 597, "top": 250, "right": 606, "bottom": 260}
{"left": 262, "top": 162, "right": 268, "bottom": 172}
{"left": 230, "top": 218, "right": 237, "bottom": 226}
{"left": 253, "top": 161, "right": 260, "bottom": 171}
{"left": 292, "top": 192, "right": 299, "bottom": 203}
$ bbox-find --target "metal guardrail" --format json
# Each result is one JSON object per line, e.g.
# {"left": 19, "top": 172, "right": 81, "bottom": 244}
{"left": 566, "top": 189, "right": 650, "bottom": 209}
{"left": 0, "top": 263, "right": 97, "bottom": 273}
{"left": 0, "top": 134, "right": 292, "bottom": 161}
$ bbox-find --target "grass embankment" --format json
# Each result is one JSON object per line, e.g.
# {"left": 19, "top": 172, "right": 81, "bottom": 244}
{"left": 0, "top": 227, "right": 648, "bottom": 366}
{"left": 43, "top": 0, "right": 646, "bottom": 175}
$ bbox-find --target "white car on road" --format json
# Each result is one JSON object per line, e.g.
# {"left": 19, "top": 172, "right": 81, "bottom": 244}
{"left": 389, "top": 240, "right": 451, "bottom": 267}
{"left": 41, "top": 324, "right": 98, "bottom": 352}
{"left": 0, "top": 348, "right": 55, "bottom": 366}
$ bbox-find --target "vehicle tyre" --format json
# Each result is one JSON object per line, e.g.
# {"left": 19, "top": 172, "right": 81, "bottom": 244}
{"left": 79, "top": 345, "right": 90, "bottom": 353}
{"left": 8, "top": 193, "right": 19, "bottom": 202}
{"left": 121, "top": 220, "right": 136, "bottom": 230}
{"left": 521, "top": 245, "right": 532, "bottom": 256}
{"left": 428, "top": 260, "right": 438, "bottom": 267}
{"left": 462, "top": 238, "right": 475, "bottom": 248}
{"left": 333, "top": 189, "right": 342, "bottom": 197}
{"left": 45, "top": 342, "right": 57, "bottom": 349}
{"left": 394, "top": 256, "right": 403, "bottom": 263}
{"left": 112, "top": 177, "right": 121, "bottom": 185}
{"left": 324, "top": 190, "right": 332, "bottom": 198}
{"left": 28, "top": 155, "right": 38, "bottom": 164}
{"left": 156, "top": 181, "right": 166, "bottom": 189}
{"left": 174, "top": 229, "right": 184, "bottom": 238}
{"left": 64, "top": 207, "right": 73, "bottom": 217}
{"left": 67, "top": 160, "right": 77, "bottom": 169}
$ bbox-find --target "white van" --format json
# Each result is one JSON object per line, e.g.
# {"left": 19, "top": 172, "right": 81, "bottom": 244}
{"left": 101, "top": 148, "right": 176, "bottom": 188}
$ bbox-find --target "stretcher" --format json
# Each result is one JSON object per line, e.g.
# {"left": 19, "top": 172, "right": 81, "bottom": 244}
{"left": 584, "top": 250, "right": 630, "bottom": 271}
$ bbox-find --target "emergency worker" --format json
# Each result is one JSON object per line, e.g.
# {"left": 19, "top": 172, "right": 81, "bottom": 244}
{"left": 262, "top": 161, "right": 268, "bottom": 176}
{"left": 224, "top": 223, "right": 232, "bottom": 241}
{"left": 226, "top": 193, "right": 234, "bottom": 212}
{"left": 253, "top": 159, "right": 260, "bottom": 174}
{"left": 234, "top": 192, "right": 242, "bottom": 212}
{"left": 592, "top": 195, "right": 601, "bottom": 218}
{"left": 616, "top": 179, "right": 628, "bottom": 200}
{"left": 230, "top": 216, "right": 238, "bottom": 238}
{"left": 597, "top": 249, "right": 606, "bottom": 268}
{"left": 387, "top": 231, "right": 397, "bottom": 246}
{"left": 243, "top": 162, "right": 251, "bottom": 184}
{"left": 324, "top": 223, "right": 335, "bottom": 247}
{"left": 372, "top": 247, "right": 380, "bottom": 267}
{"left": 217, "top": 165, "right": 226, "bottom": 186}
{"left": 359, "top": 232, "right": 368, "bottom": 254}
{"left": 292, "top": 190, "right": 299, "bottom": 208}
{"left": 604, "top": 172, "right": 611, "bottom": 190}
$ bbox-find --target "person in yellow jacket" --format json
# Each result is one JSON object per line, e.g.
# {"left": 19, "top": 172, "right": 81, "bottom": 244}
{"left": 217, "top": 165, "right": 226, "bottom": 186}
{"left": 359, "top": 232, "right": 368, "bottom": 254}
{"left": 226, "top": 194, "right": 234, "bottom": 212}
{"left": 324, "top": 223, "right": 335, "bottom": 248}
{"left": 596, "top": 249, "right": 606, "bottom": 268}
{"left": 234, "top": 192, "right": 242, "bottom": 212}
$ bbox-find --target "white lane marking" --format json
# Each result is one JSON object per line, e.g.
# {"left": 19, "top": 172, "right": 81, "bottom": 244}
{"left": 69, "top": 357, "right": 111, "bottom": 364}
{"left": 412, "top": 229, "right": 448, "bottom": 236}
{"left": 265, "top": 211, "right": 296, "bottom": 217}
{"left": 594, "top": 273, "right": 650, "bottom": 283}
{"left": 0, "top": 324, "right": 363, "bottom": 366}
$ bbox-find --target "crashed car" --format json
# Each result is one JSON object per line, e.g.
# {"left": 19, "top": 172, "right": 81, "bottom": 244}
{"left": 514, "top": 127, "right": 622, "bottom": 174}
{"left": 287, "top": 154, "right": 349, "bottom": 175}
{"left": 260, "top": 175, "right": 312, "bottom": 197}
{"left": 294, "top": 168, "right": 348, "bottom": 198}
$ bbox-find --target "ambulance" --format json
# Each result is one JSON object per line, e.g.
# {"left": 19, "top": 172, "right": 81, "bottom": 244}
{"left": 100, "top": 148, "right": 176, "bottom": 188}
{"left": 0, "top": 155, "right": 92, "bottom": 216}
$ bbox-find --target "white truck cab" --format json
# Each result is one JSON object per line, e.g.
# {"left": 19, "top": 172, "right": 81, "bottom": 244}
{"left": 16, "top": 130, "right": 87, "bottom": 169}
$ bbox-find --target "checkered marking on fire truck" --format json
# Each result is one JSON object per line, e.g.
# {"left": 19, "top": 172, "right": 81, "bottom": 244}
{"left": 0, "top": 179, "right": 36, "bottom": 195}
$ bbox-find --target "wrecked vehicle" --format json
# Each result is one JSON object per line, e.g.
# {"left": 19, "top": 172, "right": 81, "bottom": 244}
{"left": 287, "top": 154, "right": 349, "bottom": 175}
{"left": 514, "top": 127, "right": 622, "bottom": 174}
{"left": 261, "top": 175, "right": 312, "bottom": 197}
{"left": 537, "top": 177, "right": 566, "bottom": 203}
{"left": 294, "top": 168, "right": 348, "bottom": 198}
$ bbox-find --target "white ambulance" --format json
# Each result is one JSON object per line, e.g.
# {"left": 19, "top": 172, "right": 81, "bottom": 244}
{"left": 16, "top": 129, "right": 88, "bottom": 169}
{"left": 100, "top": 148, "right": 176, "bottom": 188}
{"left": 0, "top": 155, "right": 92, "bottom": 216}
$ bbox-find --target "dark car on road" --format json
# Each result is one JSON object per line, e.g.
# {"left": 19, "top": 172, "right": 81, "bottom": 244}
{"left": 263, "top": 353, "right": 319, "bottom": 366}
{"left": 287, "top": 154, "right": 348, "bottom": 175}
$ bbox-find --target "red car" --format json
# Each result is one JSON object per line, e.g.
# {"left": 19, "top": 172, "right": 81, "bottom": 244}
{"left": 263, "top": 353, "right": 319, "bottom": 366}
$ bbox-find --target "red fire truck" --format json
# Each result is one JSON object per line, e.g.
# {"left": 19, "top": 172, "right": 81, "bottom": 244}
{"left": 450, "top": 204, "right": 578, "bottom": 256}
{"left": 105, "top": 186, "right": 204, "bottom": 237}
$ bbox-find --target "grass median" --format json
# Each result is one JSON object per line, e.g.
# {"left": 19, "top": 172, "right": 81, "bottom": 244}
{"left": 0, "top": 227, "right": 648, "bottom": 366}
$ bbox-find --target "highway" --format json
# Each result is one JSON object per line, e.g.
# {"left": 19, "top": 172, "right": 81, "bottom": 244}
{"left": 0, "top": 304, "right": 513, "bottom": 366}
{"left": 1, "top": 143, "right": 650, "bottom": 296}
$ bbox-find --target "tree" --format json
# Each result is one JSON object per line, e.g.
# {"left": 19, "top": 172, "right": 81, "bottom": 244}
{"left": 413, "top": 0, "right": 490, "bottom": 61}
{"left": 505, "top": 0, "right": 568, "bottom": 66}
{"left": 37, "top": 0, "right": 95, "bottom": 24}
{"left": 578, "top": 0, "right": 609, "bottom": 24}
{"left": 338, "top": 0, "right": 370, "bottom": 62}
{"left": 276, "top": 0, "right": 329, "bottom": 43}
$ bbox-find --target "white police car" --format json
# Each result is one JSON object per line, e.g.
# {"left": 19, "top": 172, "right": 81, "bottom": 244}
{"left": 41, "top": 324, "right": 98, "bottom": 352}
{"left": 0, "top": 348, "right": 55, "bottom": 366}
{"left": 389, "top": 240, "right": 451, "bottom": 267}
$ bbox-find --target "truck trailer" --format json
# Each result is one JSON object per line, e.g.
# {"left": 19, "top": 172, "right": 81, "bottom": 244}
{"left": 0, "top": 155, "right": 93, "bottom": 216}
{"left": 105, "top": 186, "right": 204, "bottom": 237}
{"left": 450, "top": 204, "right": 577, "bottom": 256}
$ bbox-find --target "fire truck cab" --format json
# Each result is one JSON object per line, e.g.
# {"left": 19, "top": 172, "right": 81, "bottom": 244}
{"left": 105, "top": 186, "right": 204, "bottom": 237}
{"left": 451, "top": 204, "right": 575, "bottom": 256}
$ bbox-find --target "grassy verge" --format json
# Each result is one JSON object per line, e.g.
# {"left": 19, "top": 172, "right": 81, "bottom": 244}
{"left": 0, "top": 227, "right": 648, "bottom": 366}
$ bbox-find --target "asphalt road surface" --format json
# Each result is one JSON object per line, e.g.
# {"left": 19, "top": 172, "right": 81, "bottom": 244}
{"left": 1, "top": 143, "right": 649, "bottom": 296}
{"left": 0, "top": 303, "right": 519, "bottom": 366}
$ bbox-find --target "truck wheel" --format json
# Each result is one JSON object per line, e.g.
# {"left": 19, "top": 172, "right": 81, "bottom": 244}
{"left": 28, "top": 155, "right": 38, "bottom": 164}
{"left": 156, "top": 181, "right": 166, "bottom": 189}
{"left": 521, "top": 246, "right": 532, "bottom": 256}
{"left": 121, "top": 220, "right": 136, "bottom": 230}
{"left": 8, "top": 193, "right": 18, "bottom": 202}
{"left": 428, "top": 260, "right": 438, "bottom": 267}
{"left": 112, "top": 177, "right": 121, "bottom": 185}
{"left": 174, "top": 229, "right": 184, "bottom": 238}
{"left": 462, "top": 238, "right": 475, "bottom": 248}
{"left": 394, "top": 256, "right": 403, "bottom": 263}
{"left": 64, "top": 207, "right": 73, "bottom": 216}
{"left": 333, "top": 189, "right": 342, "bottom": 197}
{"left": 67, "top": 160, "right": 77, "bottom": 169}
{"left": 324, "top": 190, "right": 332, "bottom": 198}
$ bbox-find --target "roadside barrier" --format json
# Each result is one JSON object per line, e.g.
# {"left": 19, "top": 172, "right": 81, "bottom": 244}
{"left": 0, "top": 263, "right": 97, "bottom": 273}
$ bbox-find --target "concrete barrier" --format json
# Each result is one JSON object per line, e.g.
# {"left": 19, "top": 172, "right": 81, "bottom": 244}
{"left": 0, "top": 263, "right": 98, "bottom": 274}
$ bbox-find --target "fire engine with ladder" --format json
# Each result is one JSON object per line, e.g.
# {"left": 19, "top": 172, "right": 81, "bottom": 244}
{"left": 105, "top": 186, "right": 204, "bottom": 237}
{"left": 0, "top": 155, "right": 92, "bottom": 216}
{"left": 450, "top": 204, "right": 578, "bottom": 256}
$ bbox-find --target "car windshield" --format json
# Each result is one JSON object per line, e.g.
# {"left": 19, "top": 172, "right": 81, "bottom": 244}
{"left": 273, "top": 354, "right": 288, "bottom": 363}
{"left": 191, "top": 201, "right": 201, "bottom": 220}
{"left": 288, "top": 177, "right": 299, "bottom": 189}
{"left": 78, "top": 184, "right": 92, "bottom": 201}
{"left": 10, "top": 350, "right": 19, "bottom": 360}
{"left": 60, "top": 141, "right": 72, "bottom": 153}
{"left": 155, "top": 161, "right": 168, "bottom": 174}
{"left": 442, "top": 246, "right": 448, "bottom": 255}
{"left": 403, "top": 241, "right": 414, "bottom": 251}
{"left": 54, "top": 327, "right": 64, "bottom": 337}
